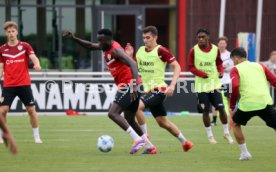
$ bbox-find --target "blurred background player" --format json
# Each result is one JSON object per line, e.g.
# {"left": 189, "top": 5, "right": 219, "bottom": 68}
{"left": 230, "top": 47, "right": 276, "bottom": 160}
{"left": 188, "top": 28, "right": 233, "bottom": 144}
{"left": 63, "top": 29, "right": 156, "bottom": 154}
{"left": 0, "top": 21, "right": 42, "bottom": 144}
{"left": 125, "top": 26, "right": 193, "bottom": 153}
{"left": 0, "top": 113, "right": 17, "bottom": 154}
{"left": 211, "top": 36, "right": 233, "bottom": 126}
{"left": 260, "top": 51, "right": 276, "bottom": 107}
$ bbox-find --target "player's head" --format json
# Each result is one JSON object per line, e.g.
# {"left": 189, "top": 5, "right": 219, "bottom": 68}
{"left": 230, "top": 47, "right": 247, "bottom": 65}
{"left": 217, "top": 36, "right": 228, "bottom": 52}
{"left": 142, "top": 26, "right": 158, "bottom": 48}
{"left": 97, "top": 28, "right": 113, "bottom": 51}
{"left": 3, "top": 21, "right": 18, "bottom": 42}
{"left": 196, "top": 28, "right": 210, "bottom": 47}
{"left": 269, "top": 51, "right": 276, "bottom": 63}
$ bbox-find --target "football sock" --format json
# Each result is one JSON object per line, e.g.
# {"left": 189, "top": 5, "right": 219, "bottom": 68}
{"left": 205, "top": 126, "right": 213, "bottom": 138}
{"left": 33, "top": 128, "right": 40, "bottom": 139}
{"left": 177, "top": 132, "right": 187, "bottom": 144}
{"left": 222, "top": 124, "right": 230, "bottom": 134}
{"left": 139, "top": 123, "right": 148, "bottom": 135}
{"left": 126, "top": 127, "right": 141, "bottom": 142}
{"left": 141, "top": 134, "right": 154, "bottom": 148}
{"left": 239, "top": 143, "right": 249, "bottom": 153}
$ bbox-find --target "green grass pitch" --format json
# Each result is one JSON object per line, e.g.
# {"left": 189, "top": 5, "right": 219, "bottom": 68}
{"left": 0, "top": 115, "right": 275, "bottom": 172}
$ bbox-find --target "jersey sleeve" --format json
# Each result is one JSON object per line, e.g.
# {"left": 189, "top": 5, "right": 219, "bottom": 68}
{"left": 0, "top": 48, "right": 3, "bottom": 63}
{"left": 24, "top": 42, "right": 35, "bottom": 55}
{"left": 230, "top": 67, "right": 240, "bottom": 110}
{"left": 158, "top": 46, "right": 176, "bottom": 64}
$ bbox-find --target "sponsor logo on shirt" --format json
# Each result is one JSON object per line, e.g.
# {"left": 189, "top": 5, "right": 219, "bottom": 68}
{"left": 6, "top": 58, "right": 25, "bottom": 65}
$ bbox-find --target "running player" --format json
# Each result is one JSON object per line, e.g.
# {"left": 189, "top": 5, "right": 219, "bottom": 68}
{"left": 125, "top": 26, "right": 193, "bottom": 153}
{"left": 0, "top": 21, "right": 42, "bottom": 144}
{"left": 63, "top": 28, "right": 156, "bottom": 154}
{"left": 188, "top": 28, "right": 233, "bottom": 144}
{"left": 230, "top": 47, "right": 276, "bottom": 160}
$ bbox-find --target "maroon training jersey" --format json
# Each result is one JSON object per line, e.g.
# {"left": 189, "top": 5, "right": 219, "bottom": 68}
{"left": 104, "top": 41, "right": 140, "bottom": 88}
{"left": 0, "top": 41, "right": 34, "bottom": 87}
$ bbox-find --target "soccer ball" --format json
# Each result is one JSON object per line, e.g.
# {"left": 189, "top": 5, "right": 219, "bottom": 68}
{"left": 97, "top": 135, "right": 114, "bottom": 152}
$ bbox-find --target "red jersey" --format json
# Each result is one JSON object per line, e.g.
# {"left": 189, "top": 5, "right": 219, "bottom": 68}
{"left": 0, "top": 41, "right": 34, "bottom": 87}
{"left": 104, "top": 41, "right": 140, "bottom": 88}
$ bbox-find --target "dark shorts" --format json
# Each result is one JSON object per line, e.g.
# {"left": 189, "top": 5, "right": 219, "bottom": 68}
{"left": 221, "top": 84, "right": 231, "bottom": 99}
{"left": 141, "top": 90, "right": 167, "bottom": 118}
{"left": 232, "top": 105, "right": 276, "bottom": 129}
{"left": 0, "top": 86, "right": 35, "bottom": 107}
{"left": 114, "top": 85, "right": 141, "bottom": 113}
{"left": 196, "top": 90, "right": 224, "bottom": 113}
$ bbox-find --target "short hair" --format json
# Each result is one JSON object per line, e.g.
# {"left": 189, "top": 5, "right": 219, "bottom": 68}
{"left": 196, "top": 28, "right": 210, "bottom": 36}
{"left": 3, "top": 21, "right": 18, "bottom": 30}
{"left": 218, "top": 36, "right": 228, "bottom": 43}
{"left": 143, "top": 26, "right": 158, "bottom": 36}
{"left": 230, "top": 47, "right": 247, "bottom": 58}
{"left": 97, "top": 28, "right": 113, "bottom": 37}
{"left": 270, "top": 51, "right": 276, "bottom": 57}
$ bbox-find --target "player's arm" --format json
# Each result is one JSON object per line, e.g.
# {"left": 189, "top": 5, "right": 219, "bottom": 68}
{"left": 230, "top": 67, "right": 240, "bottom": 111}
{"left": 188, "top": 48, "right": 208, "bottom": 78}
{"left": 112, "top": 48, "right": 139, "bottom": 101}
{"left": 166, "top": 61, "right": 181, "bottom": 96}
{"left": 63, "top": 31, "right": 101, "bottom": 50}
{"left": 216, "top": 49, "right": 224, "bottom": 78}
{"left": 0, "top": 63, "right": 3, "bottom": 80}
{"left": 260, "top": 64, "right": 276, "bottom": 87}
{"left": 29, "top": 54, "right": 41, "bottom": 71}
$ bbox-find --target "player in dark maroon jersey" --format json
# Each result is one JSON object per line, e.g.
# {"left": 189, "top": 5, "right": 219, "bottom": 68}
{"left": 63, "top": 29, "right": 156, "bottom": 154}
{"left": 0, "top": 21, "right": 43, "bottom": 144}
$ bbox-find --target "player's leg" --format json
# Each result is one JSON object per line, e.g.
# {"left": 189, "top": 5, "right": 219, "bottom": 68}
{"left": 17, "top": 86, "right": 42, "bottom": 143}
{"left": 0, "top": 87, "right": 16, "bottom": 144}
{"left": 211, "top": 106, "right": 218, "bottom": 126}
{"left": 111, "top": 87, "right": 145, "bottom": 154}
{"left": 210, "top": 90, "right": 233, "bottom": 144}
{"left": 0, "top": 114, "right": 17, "bottom": 154}
{"left": 197, "top": 92, "right": 216, "bottom": 144}
{"left": 135, "top": 100, "right": 148, "bottom": 135}
{"left": 232, "top": 109, "right": 252, "bottom": 160}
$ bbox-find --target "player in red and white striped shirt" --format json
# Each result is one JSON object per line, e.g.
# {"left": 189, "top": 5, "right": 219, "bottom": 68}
{"left": 0, "top": 21, "right": 42, "bottom": 144}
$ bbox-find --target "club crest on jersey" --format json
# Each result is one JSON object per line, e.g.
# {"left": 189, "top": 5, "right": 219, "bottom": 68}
{"left": 107, "top": 54, "right": 112, "bottom": 61}
{"left": 17, "top": 45, "right": 23, "bottom": 51}
{"left": 0, "top": 97, "right": 4, "bottom": 103}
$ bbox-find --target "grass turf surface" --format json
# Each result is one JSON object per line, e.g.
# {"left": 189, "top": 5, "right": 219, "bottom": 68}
{"left": 0, "top": 115, "right": 275, "bottom": 172}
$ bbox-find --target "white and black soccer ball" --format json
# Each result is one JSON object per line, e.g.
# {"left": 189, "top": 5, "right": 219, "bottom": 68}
{"left": 97, "top": 135, "right": 114, "bottom": 152}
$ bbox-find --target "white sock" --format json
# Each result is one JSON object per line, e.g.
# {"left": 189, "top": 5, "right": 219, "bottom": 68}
{"left": 239, "top": 143, "right": 249, "bottom": 153}
{"left": 0, "top": 129, "right": 2, "bottom": 137}
{"left": 205, "top": 127, "right": 213, "bottom": 138}
{"left": 222, "top": 124, "right": 230, "bottom": 134}
{"left": 177, "top": 132, "right": 187, "bottom": 144}
{"left": 141, "top": 134, "right": 154, "bottom": 148}
{"left": 139, "top": 123, "right": 148, "bottom": 135}
{"left": 33, "top": 128, "right": 40, "bottom": 139}
{"left": 126, "top": 127, "right": 141, "bottom": 142}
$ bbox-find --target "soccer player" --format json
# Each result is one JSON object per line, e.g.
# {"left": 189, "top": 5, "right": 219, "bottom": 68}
{"left": 0, "top": 21, "right": 42, "bottom": 144}
{"left": 230, "top": 47, "right": 276, "bottom": 160}
{"left": 211, "top": 36, "right": 233, "bottom": 126}
{"left": 63, "top": 29, "right": 156, "bottom": 154}
{"left": 0, "top": 114, "right": 17, "bottom": 154}
{"left": 125, "top": 26, "right": 193, "bottom": 153}
{"left": 188, "top": 28, "right": 233, "bottom": 144}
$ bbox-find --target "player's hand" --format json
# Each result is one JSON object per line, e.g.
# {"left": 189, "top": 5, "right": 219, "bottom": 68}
{"left": 124, "top": 43, "right": 134, "bottom": 58}
{"left": 165, "top": 85, "right": 175, "bottom": 96}
{"left": 33, "top": 64, "right": 41, "bottom": 71}
{"left": 63, "top": 31, "right": 74, "bottom": 38}
{"left": 203, "top": 75, "right": 208, "bottom": 79}
{"left": 219, "top": 73, "right": 223, "bottom": 78}
{"left": 2, "top": 132, "right": 17, "bottom": 155}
